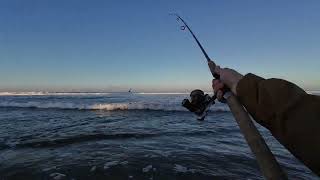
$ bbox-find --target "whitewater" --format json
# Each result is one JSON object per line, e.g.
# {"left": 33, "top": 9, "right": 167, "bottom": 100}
{"left": 0, "top": 92, "right": 229, "bottom": 112}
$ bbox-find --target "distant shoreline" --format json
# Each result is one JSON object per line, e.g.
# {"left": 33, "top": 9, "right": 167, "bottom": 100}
{"left": 0, "top": 91, "right": 319, "bottom": 96}
{"left": 0, "top": 92, "right": 192, "bottom": 96}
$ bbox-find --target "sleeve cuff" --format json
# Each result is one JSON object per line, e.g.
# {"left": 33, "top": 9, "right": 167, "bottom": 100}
{"left": 236, "top": 73, "right": 265, "bottom": 99}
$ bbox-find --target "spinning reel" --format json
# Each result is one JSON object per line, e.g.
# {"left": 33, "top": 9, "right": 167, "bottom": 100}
{"left": 171, "top": 14, "right": 221, "bottom": 120}
{"left": 182, "top": 89, "right": 216, "bottom": 120}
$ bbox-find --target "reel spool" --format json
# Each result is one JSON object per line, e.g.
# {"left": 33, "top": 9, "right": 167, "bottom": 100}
{"left": 182, "top": 89, "right": 215, "bottom": 120}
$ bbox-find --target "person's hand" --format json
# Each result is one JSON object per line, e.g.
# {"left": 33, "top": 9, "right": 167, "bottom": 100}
{"left": 212, "top": 66, "right": 243, "bottom": 100}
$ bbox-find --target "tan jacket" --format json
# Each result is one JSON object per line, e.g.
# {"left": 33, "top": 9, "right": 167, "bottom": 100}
{"left": 236, "top": 73, "right": 320, "bottom": 176}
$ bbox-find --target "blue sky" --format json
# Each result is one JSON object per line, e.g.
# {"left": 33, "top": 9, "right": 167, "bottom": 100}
{"left": 1, "top": 0, "right": 319, "bottom": 92}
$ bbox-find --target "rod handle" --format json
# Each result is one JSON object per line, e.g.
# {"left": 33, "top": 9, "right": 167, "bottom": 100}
{"left": 226, "top": 94, "right": 287, "bottom": 179}
{"left": 207, "top": 60, "right": 286, "bottom": 178}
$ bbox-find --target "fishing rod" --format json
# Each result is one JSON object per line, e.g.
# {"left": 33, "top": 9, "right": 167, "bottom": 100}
{"left": 171, "top": 14, "right": 287, "bottom": 179}
{"left": 171, "top": 15, "right": 210, "bottom": 61}
{"left": 170, "top": 13, "right": 219, "bottom": 79}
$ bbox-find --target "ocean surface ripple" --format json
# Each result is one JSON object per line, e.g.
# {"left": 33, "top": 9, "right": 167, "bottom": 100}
{"left": 0, "top": 93, "right": 317, "bottom": 179}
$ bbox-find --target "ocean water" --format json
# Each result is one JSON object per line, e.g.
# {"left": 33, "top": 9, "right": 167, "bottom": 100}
{"left": 0, "top": 92, "right": 317, "bottom": 180}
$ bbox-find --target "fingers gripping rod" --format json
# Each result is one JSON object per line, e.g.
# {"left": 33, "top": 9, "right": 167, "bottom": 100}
{"left": 171, "top": 14, "right": 287, "bottom": 179}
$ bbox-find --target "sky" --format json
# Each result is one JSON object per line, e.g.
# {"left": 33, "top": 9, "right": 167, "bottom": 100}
{"left": 0, "top": 0, "right": 319, "bottom": 92}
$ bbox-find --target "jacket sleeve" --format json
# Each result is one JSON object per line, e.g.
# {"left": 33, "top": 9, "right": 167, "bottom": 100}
{"left": 236, "top": 73, "right": 320, "bottom": 176}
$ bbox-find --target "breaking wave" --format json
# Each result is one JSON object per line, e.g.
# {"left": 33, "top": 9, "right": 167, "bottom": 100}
{"left": 0, "top": 101, "right": 230, "bottom": 112}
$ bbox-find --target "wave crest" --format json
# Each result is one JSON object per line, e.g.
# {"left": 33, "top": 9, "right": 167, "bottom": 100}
{"left": 0, "top": 101, "right": 230, "bottom": 112}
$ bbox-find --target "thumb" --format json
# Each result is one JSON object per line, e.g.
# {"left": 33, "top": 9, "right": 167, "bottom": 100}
{"left": 214, "top": 65, "right": 221, "bottom": 75}
{"left": 208, "top": 61, "right": 221, "bottom": 79}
